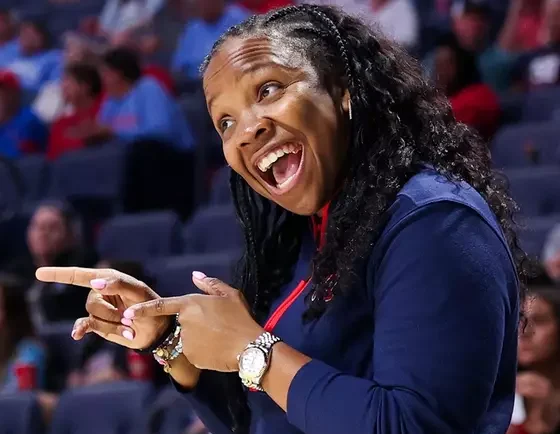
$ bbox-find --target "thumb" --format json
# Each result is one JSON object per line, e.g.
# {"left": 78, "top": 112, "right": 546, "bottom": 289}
{"left": 192, "top": 271, "right": 236, "bottom": 297}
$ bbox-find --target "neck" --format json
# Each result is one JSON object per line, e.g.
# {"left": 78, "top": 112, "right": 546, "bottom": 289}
{"left": 113, "top": 82, "right": 133, "bottom": 98}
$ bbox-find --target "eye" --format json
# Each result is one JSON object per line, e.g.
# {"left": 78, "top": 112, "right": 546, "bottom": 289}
{"left": 219, "top": 118, "right": 234, "bottom": 133}
{"left": 258, "top": 82, "right": 282, "bottom": 101}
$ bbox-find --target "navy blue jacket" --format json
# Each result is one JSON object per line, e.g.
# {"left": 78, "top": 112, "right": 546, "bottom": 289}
{"left": 177, "top": 169, "right": 519, "bottom": 434}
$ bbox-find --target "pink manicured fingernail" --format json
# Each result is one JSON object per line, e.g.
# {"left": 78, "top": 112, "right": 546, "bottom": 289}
{"left": 122, "top": 330, "right": 134, "bottom": 341}
{"left": 192, "top": 271, "right": 206, "bottom": 280}
{"left": 121, "top": 318, "right": 133, "bottom": 326}
{"left": 90, "top": 279, "right": 107, "bottom": 290}
{"left": 123, "top": 308, "right": 135, "bottom": 319}
{"left": 71, "top": 329, "right": 77, "bottom": 339}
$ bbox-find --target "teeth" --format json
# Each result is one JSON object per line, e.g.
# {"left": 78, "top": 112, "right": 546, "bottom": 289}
{"left": 257, "top": 143, "right": 301, "bottom": 172}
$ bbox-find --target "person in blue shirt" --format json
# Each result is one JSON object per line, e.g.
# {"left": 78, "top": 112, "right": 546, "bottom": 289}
{"left": 37, "top": 5, "right": 526, "bottom": 434}
{"left": 6, "top": 20, "right": 62, "bottom": 92}
{"left": 171, "top": 0, "right": 249, "bottom": 80}
{"left": 0, "top": 70, "right": 47, "bottom": 158}
{"left": 0, "top": 10, "right": 19, "bottom": 67}
{"left": 78, "top": 47, "right": 194, "bottom": 150}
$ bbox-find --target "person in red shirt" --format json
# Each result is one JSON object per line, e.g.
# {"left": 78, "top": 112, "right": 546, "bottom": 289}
{"left": 433, "top": 35, "right": 500, "bottom": 142}
{"left": 47, "top": 63, "right": 102, "bottom": 160}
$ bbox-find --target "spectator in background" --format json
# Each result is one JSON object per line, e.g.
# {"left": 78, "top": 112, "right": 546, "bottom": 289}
{"left": 0, "top": 273, "right": 46, "bottom": 393}
{"left": 542, "top": 224, "right": 560, "bottom": 284}
{"left": 32, "top": 34, "right": 101, "bottom": 124}
{"left": 99, "top": 0, "right": 163, "bottom": 47}
{"left": 6, "top": 20, "right": 62, "bottom": 92}
{"left": 47, "top": 63, "right": 103, "bottom": 160}
{"left": 424, "top": 0, "right": 521, "bottom": 94}
{"left": 368, "top": 0, "right": 419, "bottom": 49}
{"left": 511, "top": 0, "right": 560, "bottom": 90}
{"left": 0, "top": 70, "right": 47, "bottom": 158}
{"left": 433, "top": 35, "right": 500, "bottom": 141}
{"left": 511, "top": 287, "right": 560, "bottom": 434}
{"left": 499, "top": 0, "right": 547, "bottom": 54}
{"left": 171, "top": 0, "right": 249, "bottom": 80}
{"left": 0, "top": 10, "right": 19, "bottom": 67}
{"left": 77, "top": 48, "right": 193, "bottom": 150}
{"left": 4, "top": 201, "right": 95, "bottom": 325}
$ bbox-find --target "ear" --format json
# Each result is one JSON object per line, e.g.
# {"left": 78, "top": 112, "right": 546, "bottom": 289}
{"left": 341, "top": 89, "right": 351, "bottom": 118}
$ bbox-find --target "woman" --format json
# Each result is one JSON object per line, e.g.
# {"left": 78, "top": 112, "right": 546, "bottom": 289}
{"left": 508, "top": 287, "right": 560, "bottom": 434}
{"left": 433, "top": 35, "right": 501, "bottom": 141}
{"left": 0, "top": 273, "right": 46, "bottom": 392}
{"left": 6, "top": 200, "right": 95, "bottom": 325}
{"left": 36, "top": 5, "right": 525, "bottom": 434}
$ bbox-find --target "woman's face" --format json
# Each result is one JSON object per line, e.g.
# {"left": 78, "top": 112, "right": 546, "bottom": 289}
{"left": 518, "top": 296, "right": 560, "bottom": 368}
{"left": 203, "top": 36, "right": 350, "bottom": 215}
{"left": 27, "top": 206, "right": 71, "bottom": 259}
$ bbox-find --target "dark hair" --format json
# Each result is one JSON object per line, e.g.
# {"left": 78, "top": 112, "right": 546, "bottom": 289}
{"left": 65, "top": 62, "right": 102, "bottom": 97}
{"left": 102, "top": 47, "right": 142, "bottom": 83}
{"left": 20, "top": 19, "right": 51, "bottom": 49}
{"left": 201, "top": 5, "right": 528, "bottom": 432}
{"left": 0, "top": 273, "right": 34, "bottom": 364}
{"left": 436, "top": 34, "right": 481, "bottom": 95}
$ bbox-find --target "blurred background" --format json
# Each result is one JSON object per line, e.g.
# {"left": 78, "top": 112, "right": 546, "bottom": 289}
{"left": 0, "top": 0, "right": 559, "bottom": 433}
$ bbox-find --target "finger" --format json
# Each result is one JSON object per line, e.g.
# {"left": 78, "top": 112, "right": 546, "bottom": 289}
{"left": 85, "top": 315, "right": 136, "bottom": 341}
{"left": 192, "top": 272, "right": 236, "bottom": 297}
{"left": 36, "top": 267, "right": 153, "bottom": 303}
{"left": 71, "top": 317, "right": 92, "bottom": 341}
{"left": 86, "top": 291, "right": 121, "bottom": 322}
{"left": 123, "top": 296, "right": 186, "bottom": 319}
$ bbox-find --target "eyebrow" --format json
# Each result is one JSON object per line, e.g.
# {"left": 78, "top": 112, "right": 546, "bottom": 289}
{"left": 206, "top": 61, "right": 297, "bottom": 111}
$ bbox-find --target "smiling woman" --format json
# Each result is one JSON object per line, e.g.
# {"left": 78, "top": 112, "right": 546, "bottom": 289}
{"left": 36, "top": 5, "right": 528, "bottom": 434}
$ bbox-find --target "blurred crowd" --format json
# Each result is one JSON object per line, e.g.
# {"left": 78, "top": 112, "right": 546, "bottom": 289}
{"left": 0, "top": 0, "right": 560, "bottom": 433}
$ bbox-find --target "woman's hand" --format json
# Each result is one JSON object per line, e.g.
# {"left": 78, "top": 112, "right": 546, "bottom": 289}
{"left": 123, "top": 272, "right": 264, "bottom": 372}
{"left": 35, "top": 267, "right": 171, "bottom": 350}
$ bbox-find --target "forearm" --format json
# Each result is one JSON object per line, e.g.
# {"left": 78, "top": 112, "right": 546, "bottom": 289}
{"left": 261, "top": 342, "right": 312, "bottom": 411}
{"left": 168, "top": 354, "right": 201, "bottom": 389}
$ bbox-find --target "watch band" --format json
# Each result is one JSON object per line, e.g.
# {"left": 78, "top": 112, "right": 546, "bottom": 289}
{"left": 238, "top": 331, "right": 282, "bottom": 391}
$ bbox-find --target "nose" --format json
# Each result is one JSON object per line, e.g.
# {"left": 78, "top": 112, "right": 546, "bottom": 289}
{"left": 237, "top": 113, "right": 274, "bottom": 149}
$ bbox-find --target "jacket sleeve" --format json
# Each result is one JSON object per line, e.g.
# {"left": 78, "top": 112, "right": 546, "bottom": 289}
{"left": 286, "top": 201, "right": 518, "bottom": 434}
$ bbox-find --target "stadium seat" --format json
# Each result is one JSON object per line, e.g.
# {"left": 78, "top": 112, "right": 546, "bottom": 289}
{"left": 519, "top": 215, "right": 560, "bottom": 259}
{"left": 47, "top": 145, "right": 126, "bottom": 206}
{"left": 39, "top": 321, "right": 85, "bottom": 392}
{"left": 0, "top": 393, "right": 45, "bottom": 434}
{"left": 209, "top": 166, "right": 232, "bottom": 205}
{"left": 146, "top": 252, "right": 239, "bottom": 297}
{"left": 16, "top": 155, "right": 50, "bottom": 202}
{"left": 183, "top": 205, "right": 243, "bottom": 254}
{"left": 143, "top": 387, "right": 196, "bottom": 434}
{"left": 504, "top": 166, "right": 560, "bottom": 216}
{"left": 522, "top": 86, "right": 560, "bottom": 123}
{"left": 49, "top": 381, "right": 153, "bottom": 434}
{"left": 491, "top": 122, "right": 560, "bottom": 169}
{"left": 97, "top": 211, "right": 184, "bottom": 261}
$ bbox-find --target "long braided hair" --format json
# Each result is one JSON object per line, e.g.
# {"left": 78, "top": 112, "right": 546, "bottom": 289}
{"left": 200, "top": 5, "right": 529, "bottom": 432}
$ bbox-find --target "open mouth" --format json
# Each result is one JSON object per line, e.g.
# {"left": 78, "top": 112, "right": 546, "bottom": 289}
{"left": 255, "top": 142, "right": 304, "bottom": 193}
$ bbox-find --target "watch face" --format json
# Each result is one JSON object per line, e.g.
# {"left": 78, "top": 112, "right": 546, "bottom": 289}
{"left": 239, "top": 347, "right": 267, "bottom": 379}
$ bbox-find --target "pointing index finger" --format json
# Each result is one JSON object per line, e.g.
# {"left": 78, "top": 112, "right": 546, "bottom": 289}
{"left": 36, "top": 267, "right": 104, "bottom": 288}
{"left": 124, "top": 296, "right": 186, "bottom": 319}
